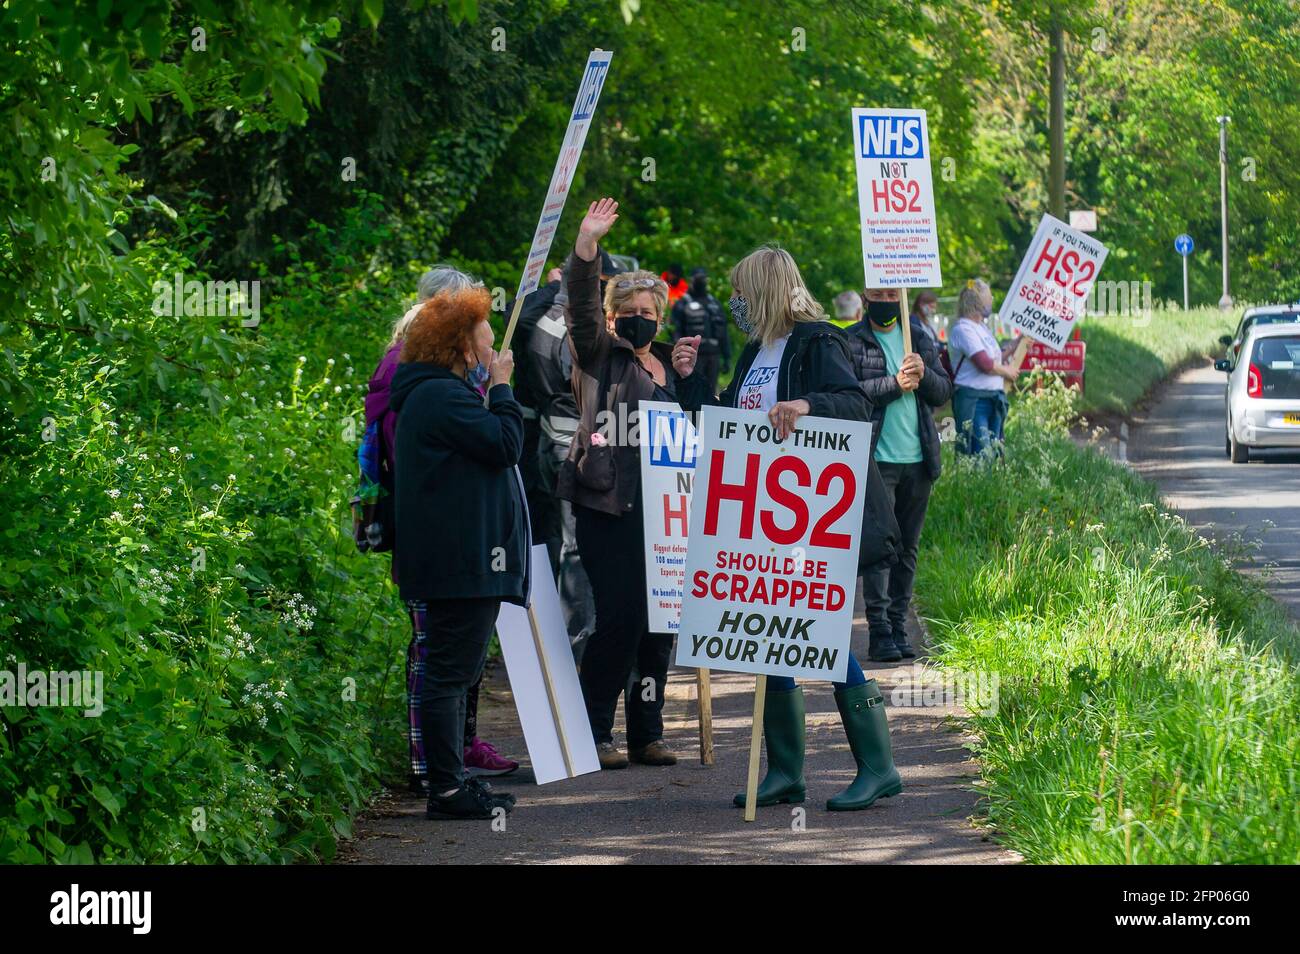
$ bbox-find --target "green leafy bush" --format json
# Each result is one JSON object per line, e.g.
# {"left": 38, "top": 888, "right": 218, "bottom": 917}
{"left": 0, "top": 203, "right": 418, "bottom": 863}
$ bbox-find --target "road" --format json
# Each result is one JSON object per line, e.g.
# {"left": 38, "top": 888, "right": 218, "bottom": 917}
{"left": 342, "top": 587, "right": 1019, "bottom": 865}
{"left": 1128, "top": 361, "right": 1300, "bottom": 617}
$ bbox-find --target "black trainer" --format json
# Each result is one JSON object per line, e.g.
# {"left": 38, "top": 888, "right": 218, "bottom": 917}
{"left": 892, "top": 627, "right": 917, "bottom": 659}
{"left": 425, "top": 783, "right": 500, "bottom": 820}
{"left": 868, "top": 630, "right": 903, "bottom": 662}
{"left": 467, "top": 776, "right": 516, "bottom": 809}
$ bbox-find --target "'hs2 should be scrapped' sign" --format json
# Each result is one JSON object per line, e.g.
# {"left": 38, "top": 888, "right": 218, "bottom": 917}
{"left": 516, "top": 50, "right": 612, "bottom": 300}
{"left": 638, "top": 401, "right": 699, "bottom": 635}
{"left": 852, "top": 107, "right": 943, "bottom": 289}
{"left": 1001, "top": 213, "right": 1109, "bottom": 351}
{"left": 675, "top": 407, "right": 870, "bottom": 682}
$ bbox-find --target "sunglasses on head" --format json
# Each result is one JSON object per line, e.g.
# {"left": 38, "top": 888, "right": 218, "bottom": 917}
{"left": 614, "top": 277, "right": 659, "bottom": 290}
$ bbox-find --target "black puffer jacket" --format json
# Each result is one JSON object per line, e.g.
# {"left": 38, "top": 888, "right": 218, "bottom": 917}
{"left": 677, "top": 321, "right": 901, "bottom": 571}
{"left": 844, "top": 316, "right": 953, "bottom": 481}
{"left": 390, "top": 363, "right": 530, "bottom": 605}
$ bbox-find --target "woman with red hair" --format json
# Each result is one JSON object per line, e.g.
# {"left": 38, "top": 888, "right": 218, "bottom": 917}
{"left": 389, "top": 285, "right": 528, "bottom": 820}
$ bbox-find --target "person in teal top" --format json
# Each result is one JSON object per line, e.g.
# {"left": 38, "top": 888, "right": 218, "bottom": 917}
{"left": 872, "top": 319, "right": 924, "bottom": 465}
{"left": 845, "top": 288, "right": 953, "bottom": 661}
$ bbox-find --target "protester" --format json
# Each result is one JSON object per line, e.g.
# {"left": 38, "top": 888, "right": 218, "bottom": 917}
{"left": 388, "top": 284, "right": 527, "bottom": 820}
{"left": 558, "top": 198, "right": 681, "bottom": 770}
{"left": 948, "top": 279, "right": 1019, "bottom": 457}
{"left": 671, "top": 267, "right": 731, "bottom": 393}
{"left": 910, "top": 290, "right": 940, "bottom": 346}
{"left": 660, "top": 262, "right": 688, "bottom": 307}
{"left": 675, "top": 245, "right": 903, "bottom": 812}
{"left": 527, "top": 265, "right": 596, "bottom": 663}
{"left": 505, "top": 269, "right": 564, "bottom": 573}
{"left": 831, "top": 289, "right": 862, "bottom": 329}
{"left": 366, "top": 268, "right": 518, "bottom": 795}
{"left": 846, "top": 289, "right": 952, "bottom": 662}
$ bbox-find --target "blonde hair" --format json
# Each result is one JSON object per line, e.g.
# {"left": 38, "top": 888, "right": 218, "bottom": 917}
{"left": 957, "top": 278, "right": 993, "bottom": 320}
{"left": 729, "top": 246, "right": 825, "bottom": 347}
{"left": 603, "top": 270, "right": 668, "bottom": 318}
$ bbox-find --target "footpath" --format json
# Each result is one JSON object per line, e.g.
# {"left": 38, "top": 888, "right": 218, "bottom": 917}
{"left": 343, "top": 587, "right": 1020, "bottom": 865}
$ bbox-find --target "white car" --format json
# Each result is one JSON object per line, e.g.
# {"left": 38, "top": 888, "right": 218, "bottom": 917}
{"left": 1215, "top": 322, "right": 1300, "bottom": 462}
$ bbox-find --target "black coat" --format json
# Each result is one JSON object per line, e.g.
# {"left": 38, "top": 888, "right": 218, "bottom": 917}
{"left": 389, "top": 363, "right": 530, "bottom": 605}
{"left": 557, "top": 247, "right": 685, "bottom": 516}
{"left": 677, "top": 321, "right": 901, "bottom": 571}
{"left": 844, "top": 317, "right": 953, "bottom": 481}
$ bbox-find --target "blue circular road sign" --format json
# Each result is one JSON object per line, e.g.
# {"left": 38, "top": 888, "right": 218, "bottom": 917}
{"left": 1174, "top": 233, "right": 1194, "bottom": 256}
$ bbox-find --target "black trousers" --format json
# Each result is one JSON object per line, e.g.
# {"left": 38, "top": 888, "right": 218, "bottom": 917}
{"left": 574, "top": 499, "right": 672, "bottom": 748}
{"left": 414, "top": 597, "right": 501, "bottom": 792}
{"left": 862, "top": 461, "right": 933, "bottom": 636}
{"left": 698, "top": 349, "right": 721, "bottom": 395}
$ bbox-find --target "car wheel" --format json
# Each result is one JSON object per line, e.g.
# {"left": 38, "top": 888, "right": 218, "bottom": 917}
{"left": 1229, "top": 423, "right": 1249, "bottom": 463}
{"left": 1224, "top": 425, "right": 1231, "bottom": 458}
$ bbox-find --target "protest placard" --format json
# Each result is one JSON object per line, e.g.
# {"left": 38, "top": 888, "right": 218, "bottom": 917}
{"left": 1000, "top": 213, "right": 1109, "bottom": 352}
{"left": 638, "top": 401, "right": 698, "bottom": 634}
{"left": 637, "top": 401, "right": 712, "bottom": 762}
{"left": 496, "top": 544, "right": 600, "bottom": 785}
{"left": 676, "top": 406, "right": 871, "bottom": 818}
{"left": 852, "top": 107, "right": 942, "bottom": 351}
{"left": 676, "top": 406, "right": 870, "bottom": 681}
{"left": 502, "top": 49, "right": 613, "bottom": 350}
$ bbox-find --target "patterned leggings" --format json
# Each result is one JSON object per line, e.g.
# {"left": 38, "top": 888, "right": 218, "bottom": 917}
{"left": 406, "top": 608, "right": 482, "bottom": 782}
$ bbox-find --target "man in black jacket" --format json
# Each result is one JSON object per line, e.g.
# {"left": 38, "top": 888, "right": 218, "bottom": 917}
{"left": 672, "top": 268, "right": 731, "bottom": 392}
{"left": 506, "top": 269, "right": 564, "bottom": 563}
{"left": 846, "top": 289, "right": 952, "bottom": 661}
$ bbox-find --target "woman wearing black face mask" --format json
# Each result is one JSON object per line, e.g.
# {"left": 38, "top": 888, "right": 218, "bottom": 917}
{"left": 556, "top": 197, "right": 683, "bottom": 770}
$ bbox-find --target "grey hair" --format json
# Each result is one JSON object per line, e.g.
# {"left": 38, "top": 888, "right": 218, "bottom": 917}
{"left": 391, "top": 264, "right": 482, "bottom": 345}
{"left": 417, "top": 264, "right": 480, "bottom": 302}
{"left": 833, "top": 290, "right": 863, "bottom": 320}
{"left": 956, "top": 279, "right": 993, "bottom": 319}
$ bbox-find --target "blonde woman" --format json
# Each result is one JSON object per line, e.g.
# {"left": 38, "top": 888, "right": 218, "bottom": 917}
{"left": 947, "top": 279, "right": 1019, "bottom": 456}
{"left": 557, "top": 197, "right": 683, "bottom": 770}
{"left": 674, "top": 246, "right": 903, "bottom": 813}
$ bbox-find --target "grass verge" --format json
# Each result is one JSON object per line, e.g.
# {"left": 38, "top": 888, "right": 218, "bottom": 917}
{"left": 1076, "top": 306, "right": 1238, "bottom": 416}
{"left": 918, "top": 379, "right": 1300, "bottom": 863}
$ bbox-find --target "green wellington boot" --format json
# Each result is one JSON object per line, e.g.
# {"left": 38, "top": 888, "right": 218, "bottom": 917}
{"left": 826, "top": 680, "right": 903, "bottom": 811}
{"left": 732, "top": 686, "right": 806, "bottom": 808}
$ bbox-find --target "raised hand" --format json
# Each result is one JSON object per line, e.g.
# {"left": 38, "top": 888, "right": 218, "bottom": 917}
{"left": 575, "top": 197, "right": 619, "bottom": 261}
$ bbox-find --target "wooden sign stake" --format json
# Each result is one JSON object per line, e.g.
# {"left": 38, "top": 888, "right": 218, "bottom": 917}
{"left": 899, "top": 287, "right": 913, "bottom": 354}
{"left": 697, "top": 669, "right": 714, "bottom": 765}
{"left": 1004, "top": 334, "right": 1031, "bottom": 392}
{"left": 743, "top": 674, "right": 768, "bottom": 822}
{"left": 499, "top": 294, "right": 527, "bottom": 355}
{"left": 527, "top": 603, "right": 575, "bottom": 778}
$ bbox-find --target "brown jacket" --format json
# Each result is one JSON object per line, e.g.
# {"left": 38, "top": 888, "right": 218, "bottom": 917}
{"left": 556, "top": 247, "right": 682, "bottom": 516}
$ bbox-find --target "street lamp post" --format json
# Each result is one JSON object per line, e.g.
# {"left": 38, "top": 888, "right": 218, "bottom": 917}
{"left": 1217, "top": 115, "right": 1232, "bottom": 309}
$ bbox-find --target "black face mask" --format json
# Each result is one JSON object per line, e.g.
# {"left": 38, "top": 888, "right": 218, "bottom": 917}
{"left": 866, "top": 298, "right": 900, "bottom": 327}
{"left": 691, "top": 278, "right": 708, "bottom": 297}
{"left": 615, "top": 314, "right": 658, "bottom": 349}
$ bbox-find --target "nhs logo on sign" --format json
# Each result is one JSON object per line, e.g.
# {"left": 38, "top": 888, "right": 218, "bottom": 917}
{"left": 858, "top": 115, "right": 924, "bottom": 159}
{"left": 572, "top": 57, "right": 611, "bottom": 121}
{"left": 647, "top": 409, "right": 697, "bottom": 468}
